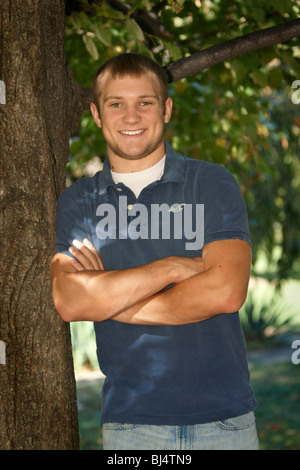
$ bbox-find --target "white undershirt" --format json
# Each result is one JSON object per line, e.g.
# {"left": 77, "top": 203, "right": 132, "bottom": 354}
{"left": 111, "top": 155, "right": 166, "bottom": 198}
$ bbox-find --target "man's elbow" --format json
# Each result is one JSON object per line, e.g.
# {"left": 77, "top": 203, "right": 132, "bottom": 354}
{"left": 51, "top": 278, "right": 84, "bottom": 322}
{"left": 52, "top": 292, "right": 77, "bottom": 322}
{"left": 222, "top": 285, "right": 248, "bottom": 314}
{"left": 52, "top": 287, "right": 116, "bottom": 322}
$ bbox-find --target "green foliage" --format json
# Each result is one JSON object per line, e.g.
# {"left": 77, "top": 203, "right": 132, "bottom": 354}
{"left": 71, "top": 321, "right": 98, "bottom": 371}
{"left": 64, "top": 0, "right": 300, "bottom": 281}
{"left": 239, "top": 288, "right": 296, "bottom": 344}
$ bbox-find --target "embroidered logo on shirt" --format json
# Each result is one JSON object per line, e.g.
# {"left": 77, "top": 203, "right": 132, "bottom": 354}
{"left": 168, "top": 203, "right": 185, "bottom": 213}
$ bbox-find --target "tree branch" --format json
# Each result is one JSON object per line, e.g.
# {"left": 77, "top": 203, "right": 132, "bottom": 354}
{"left": 165, "top": 18, "right": 300, "bottom": 82}
{"left": 74, "top": 18, "right": 300, "bottom": 112}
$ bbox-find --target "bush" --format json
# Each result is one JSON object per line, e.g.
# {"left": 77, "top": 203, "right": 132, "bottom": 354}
{"left": 240, "top": 288, "right": 295, "bottom": 346}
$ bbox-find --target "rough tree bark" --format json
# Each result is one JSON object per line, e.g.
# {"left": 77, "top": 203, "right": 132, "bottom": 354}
{"left": 0, "top": 0, "right": 85, "bottom": 450}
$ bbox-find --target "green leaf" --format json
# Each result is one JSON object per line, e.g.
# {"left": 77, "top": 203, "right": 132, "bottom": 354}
{"left": 125, "top": 18, "right": 145, "bottom": 41}
{"left": 71, "top": 11, "right": 91, "bottom": 30}
{"left": 280, "top": 51, "right": 300, "bottom": 76}
{"left": 93, "top": 25, "right": 112, "bottom": 47}
{"left": 163, "top": 41, "right": 182, "bottom": 61}
{"left": 243, "top": 96, "right": 259, "bottom": 114}
{"left": 271, "top": 0, "right": 294, "bottom": 16}
{"left": 231, "top": 60, "right": 248, "bottom": 83}
{"left": 71, "top": 13, "right": 82, "bottom": 30}
{"left": 251, "top": 7, "right": 265, "bottom": 24}
{"left": 100, "top": 3, "right": 126, "bottom": 19}
{"left": 251, "top": 70, "right": 268, "bottom": 87}
{"left": 240, "top": 115, "right": 258, "bottom": 141}
{"left": 268, "top": 68, "right": 283, "bottom": 89}
{"left": 138, "top": 42, "right": 155, "bottom": 59}
{"left": 83, "top": 36, "right": 99, "bottom": 61}
{"left": 128, "top": 0, "right": 145, "bottom": 15}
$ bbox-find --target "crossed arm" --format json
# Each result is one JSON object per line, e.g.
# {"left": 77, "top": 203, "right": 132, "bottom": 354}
{"left": 50, "top": 237, "right": 251, "bottom": 325}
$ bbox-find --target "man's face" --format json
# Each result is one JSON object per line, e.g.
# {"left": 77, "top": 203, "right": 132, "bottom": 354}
{"left": 90, "top": 73, "right": 172, "bottom": 170}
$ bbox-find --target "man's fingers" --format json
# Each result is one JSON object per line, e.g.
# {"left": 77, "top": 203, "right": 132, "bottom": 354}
{"left": 70, "top": 258, "right": 85, "bottom": 272}
{"left": 83, "top": 238, "right": 104, "bottom": 270}
{"left": 69, "top": 239, "right": 103, "bottom": 270}
{"left": 69, "top": 244, "right": 94, "bottom": 270}
{"left": 71, "top": 239, "right": 96, "bottom": 269}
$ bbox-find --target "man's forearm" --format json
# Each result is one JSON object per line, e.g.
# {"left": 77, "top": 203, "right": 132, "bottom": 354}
{"left": 51, "top": 253, "right": 202, "bottom": 322}
{"left": 110, "top": 268, "right": 235, "bottom": 326}
{"left": 111, "top": 240, "right": 251, "bottom": 326}
{"left": 52, "top": 238, "right": 250, "bottom": 325}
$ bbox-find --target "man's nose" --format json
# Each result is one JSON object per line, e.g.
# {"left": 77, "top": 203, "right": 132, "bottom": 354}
{"left": 123, "top": 105, "right": 141, "bottom": 123}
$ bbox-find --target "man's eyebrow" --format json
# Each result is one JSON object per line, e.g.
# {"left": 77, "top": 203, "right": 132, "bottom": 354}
{"left": 139, "top": 95, "right": 159, "bottom": 100}
{"left": 103, "top": 96, "right": 122, "bottom": 103}
{"left": 103, "top": 94, "right": 159, "bottom": 103}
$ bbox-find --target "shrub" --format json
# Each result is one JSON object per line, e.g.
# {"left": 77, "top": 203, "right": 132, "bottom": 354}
{"left": 240, "top": 288, "right": 295, "bottom": 345}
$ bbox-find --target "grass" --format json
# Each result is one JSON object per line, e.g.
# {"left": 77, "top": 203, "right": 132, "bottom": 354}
{"left": 249, "top": 361, "right": 300, "bottom": 450}
{"left": 75, "top": 358, "right": 300, "bottom": 450}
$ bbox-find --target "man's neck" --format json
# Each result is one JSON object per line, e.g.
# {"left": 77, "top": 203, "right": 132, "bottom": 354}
{"left": 111, "top": 155, "right": 166, "bottom": 198}
{"left": 107, "top": 144, "right": 166, "bottom": 173}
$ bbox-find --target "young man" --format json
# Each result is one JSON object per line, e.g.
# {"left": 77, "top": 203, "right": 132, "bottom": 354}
{"left": 51, "top": 53, "right": 258, "bottom": 450}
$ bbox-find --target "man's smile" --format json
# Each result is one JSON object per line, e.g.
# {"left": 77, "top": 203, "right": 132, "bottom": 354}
{"left": 119, "top": 129, "right": 145, "bottom": 136}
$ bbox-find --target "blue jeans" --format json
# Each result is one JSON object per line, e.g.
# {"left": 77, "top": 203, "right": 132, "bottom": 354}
{"left": 102, "top": 411, "right": 259, "bottom": 450}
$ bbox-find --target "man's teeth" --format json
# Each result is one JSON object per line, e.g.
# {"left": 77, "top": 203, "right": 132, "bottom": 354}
{"left": 120, "top": 129, "right": 144, "bottom": 135}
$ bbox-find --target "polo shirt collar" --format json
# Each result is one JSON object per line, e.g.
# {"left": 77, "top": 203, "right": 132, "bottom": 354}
{"left": 162, "top": 141, "right": 185, "bottom": 184}
{"left": 99, "top": 141, "right": 185, "bottom": 192}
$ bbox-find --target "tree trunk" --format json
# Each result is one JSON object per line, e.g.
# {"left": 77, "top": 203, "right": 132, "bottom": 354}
{"left": 0, "top": 1, "right": 80, "bottom": 449}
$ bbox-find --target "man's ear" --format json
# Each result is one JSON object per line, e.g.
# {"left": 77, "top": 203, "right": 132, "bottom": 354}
{"left": 90, "top": 102, "right": 101, "bottom": 128}
{"left": 164, "top": 97, "right": 173, "bottom": 124}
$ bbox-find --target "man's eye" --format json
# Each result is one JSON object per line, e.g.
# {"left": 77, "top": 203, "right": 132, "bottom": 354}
{"left": 141, "top": 101, "right": 151, "bottom": 106}
{"left": 111, "top": 103, "right": 121, "bottom": 108}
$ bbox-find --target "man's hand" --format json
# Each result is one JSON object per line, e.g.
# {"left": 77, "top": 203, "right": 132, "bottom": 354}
{"left": 69, "top": 238, "right": 204, "bottom": 280}
{"left": 171, "top": 256, "right": 204, "bottom": 282}
{"left": 69, "top": 238, "right": 104, "bottom": 272}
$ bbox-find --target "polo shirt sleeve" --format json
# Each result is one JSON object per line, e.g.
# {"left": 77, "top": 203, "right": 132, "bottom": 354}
{"left": 202, "top": 164, "right": 251, "bottom": 247}
{"left": 54, "top": 181, "right": 88, "bottom": 257}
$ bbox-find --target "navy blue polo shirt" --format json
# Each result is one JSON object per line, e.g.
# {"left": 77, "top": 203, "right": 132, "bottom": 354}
{"left": 55, "top": 142, "right": 257, "bottom": 425}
